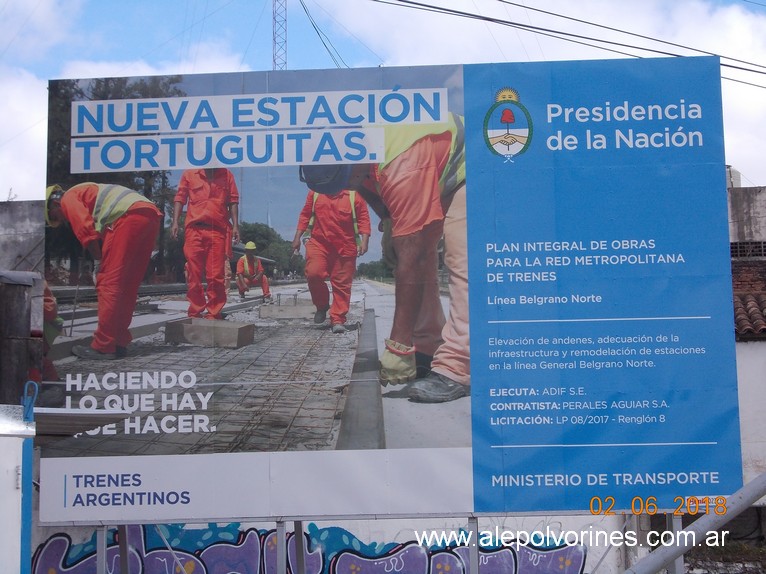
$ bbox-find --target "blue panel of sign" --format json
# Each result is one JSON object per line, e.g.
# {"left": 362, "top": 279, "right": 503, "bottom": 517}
{"left": 464, "top": 57, "right": 742, "bottom": 512}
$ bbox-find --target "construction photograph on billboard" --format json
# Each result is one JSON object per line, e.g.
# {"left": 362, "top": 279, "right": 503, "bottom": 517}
{"left": 38, "top": 56, "right": 741, "bottom": 525}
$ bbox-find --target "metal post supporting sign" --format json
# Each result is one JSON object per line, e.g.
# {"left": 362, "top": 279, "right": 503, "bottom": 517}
{"left": 21, "top": 382, "right": 38, "bottom": 574}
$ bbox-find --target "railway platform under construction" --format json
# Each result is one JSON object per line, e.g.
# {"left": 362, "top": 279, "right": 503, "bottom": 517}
{"left": 39, "top": 280, "right": 471, "bottom": 458}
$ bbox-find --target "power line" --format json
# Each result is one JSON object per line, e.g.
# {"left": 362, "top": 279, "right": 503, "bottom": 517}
{"left": 307, "top": 0, "right": 385, "bottom": 65}
{"left": 370, "top": 0, "right": 686, "bottom": 56}
{"left": 299, "top": 0, "right": 349, "bottom": 67}
{"left": 0, "top": 0, "right": 44, "bottom": 60}
{"left": 507, "top": 0, "right": 545, "bottom": 60}
{"left": 369, "top": 0, "right": 650, "bottom": 59}
{"left": 722, "top": 75, "right": 766, "bottom": 90}
{"left": 368, "top": 0, "right": 766, "bottom": 88}
{"left": 135, "top": 0, "right": 239, "bottom": 66}
{"left": 496, "top": 0, "right": 766, "bottom": 72}
{"left": 240, "top": 0, "right": 268, "bottom": 71}
{"left": 472, "top": 0, "right": 513, "bottom": 61}
{"left": 192, "top": 0, "right": 211, "bottom": 71}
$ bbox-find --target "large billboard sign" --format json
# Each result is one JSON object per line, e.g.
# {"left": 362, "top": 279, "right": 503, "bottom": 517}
{"left": 39, "top": 56, "right": 741, "bottom": 524}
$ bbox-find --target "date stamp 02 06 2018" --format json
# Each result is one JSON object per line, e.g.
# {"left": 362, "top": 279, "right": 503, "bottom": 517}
{"left": 589, "top": 495, "right": 728, "bottom": 517}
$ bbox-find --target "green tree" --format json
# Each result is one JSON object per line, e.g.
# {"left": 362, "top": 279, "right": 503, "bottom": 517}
{"left": 46, "top": 79, "right": 85, "bottom": 189}
{"left": 45, "top": 75, "right": 185, "bottom": 283}
{"left": 357, "top": 259, "right": 394, "bottom": 279}
{"left": 45, "top": 80, "right": 87, "bottom": 282}
{"left": 237, "top": 221, "right": 304, "bottom": 277}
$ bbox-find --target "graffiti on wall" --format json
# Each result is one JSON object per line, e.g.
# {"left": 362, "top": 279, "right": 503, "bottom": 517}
{"left": 33, "top": 523, "right": 586, "bottom": 573}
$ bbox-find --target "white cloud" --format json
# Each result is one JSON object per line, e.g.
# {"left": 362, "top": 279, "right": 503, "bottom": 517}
{"left": 60, "top": 40, "right": 250, "bottom": 80}
{"left": 0, "top": 36, "right": 247, "bottom": 201}
{"left": 319, "top": 0, "right": 766, "bottom": 185}
{"left": 2, "top": 0, "right": 765, "bottom": 201}
{"left": 0, "top": 66, "right": 49, "bottom": 200}
{"left": 0, "top": 0, "right": 83, "bottom": 63}
{"left": 0, "top": 0, "right": 79, "bottom": 200}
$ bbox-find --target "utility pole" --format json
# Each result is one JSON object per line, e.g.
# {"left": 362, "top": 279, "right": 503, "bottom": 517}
{"left": 273, "top": 0, "right": 287, "bottom": 70}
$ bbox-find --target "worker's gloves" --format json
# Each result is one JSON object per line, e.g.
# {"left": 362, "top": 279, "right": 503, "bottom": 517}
{"left": 379, "top": 338, "right": 417, "bottom": 386}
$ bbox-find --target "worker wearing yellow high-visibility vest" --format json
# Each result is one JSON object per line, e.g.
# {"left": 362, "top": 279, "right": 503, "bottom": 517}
{"left": 299, "top": 112, "right": 469, "bottom": 403}
{"left": 45, "top": 182, "right": 162, "bottom": 360}
{"left": 235, "top": 241, "right": 271, "bottom": 302}
{"left": 291, "top": 189, "right": 371, "bottom": 333}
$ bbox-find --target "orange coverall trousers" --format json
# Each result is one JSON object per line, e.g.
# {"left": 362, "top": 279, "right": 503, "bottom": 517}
{"left": 92, "top": 209, "right": 160, "bottom": 353}
{"left": 184, "top": 225, "right": 228, "bottom": 319}
{"left": 305, "top": 240, "right": 356, "bottom": 325}
{"left": 236, "top": 274, "right": 271, "bottom": 297}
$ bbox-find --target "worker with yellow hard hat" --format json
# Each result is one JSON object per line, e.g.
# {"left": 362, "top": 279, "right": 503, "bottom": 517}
{"left": 235, "top": 241, "right": 271, "bottom": 303}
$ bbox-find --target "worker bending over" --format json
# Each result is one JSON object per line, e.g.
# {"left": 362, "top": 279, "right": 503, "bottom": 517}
{"left": 45, "top": 183, "right": 162, "bottom": 360}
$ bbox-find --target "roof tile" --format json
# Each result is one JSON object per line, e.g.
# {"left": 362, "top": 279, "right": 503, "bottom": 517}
{"left": 732, "top": 260, "right": 766, "bottom": 339}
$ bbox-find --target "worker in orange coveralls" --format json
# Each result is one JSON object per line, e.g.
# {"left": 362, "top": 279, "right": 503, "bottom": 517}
{"left": 236, "top": 241, "right": 272, "bottom": 302}
{"left": 45, "top": 183, "right": 162, "bottom": 360}
{"left": 291, "top": 188, "right": 370, "bottom": 334}
{"left": 299, "top": 112, "right": 469, "bottom": 402}
{"left": 171, "top": 168, "right": 240, "bottom": 320}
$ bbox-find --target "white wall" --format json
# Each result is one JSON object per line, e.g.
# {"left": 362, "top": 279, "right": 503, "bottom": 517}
{"left": 1, "top": 437, "right": 24, "bottom": 574}
{"left": 736, "top": 341, "right": 766, "bottom": 496}
{"left": 728, "top": 186, "right": 766, "bottom": 242}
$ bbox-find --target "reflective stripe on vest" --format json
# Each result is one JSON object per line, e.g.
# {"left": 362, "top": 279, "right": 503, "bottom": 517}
{"left": 92, "top": 184, "right": 152, "bottom": 233}
{"left": 304, "top": 190, "right": 360, "bottom": 246}
{"left": 240, "top": 255, "right": 258, "bottom": 277}
{"left": 440, "top": 113, "right": 465, "bottom": 198}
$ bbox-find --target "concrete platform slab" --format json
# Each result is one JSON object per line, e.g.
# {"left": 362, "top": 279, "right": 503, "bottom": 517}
{"left": 165, "top": 317, "right": 255, "bottom": 348}
{"left": 259, "top": 299, "right": 315, "bottom": 320}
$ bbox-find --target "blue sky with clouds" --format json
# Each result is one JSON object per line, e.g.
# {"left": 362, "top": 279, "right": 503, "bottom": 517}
{"left": 2, "top": 0, "right": 765, "bottom": 211}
